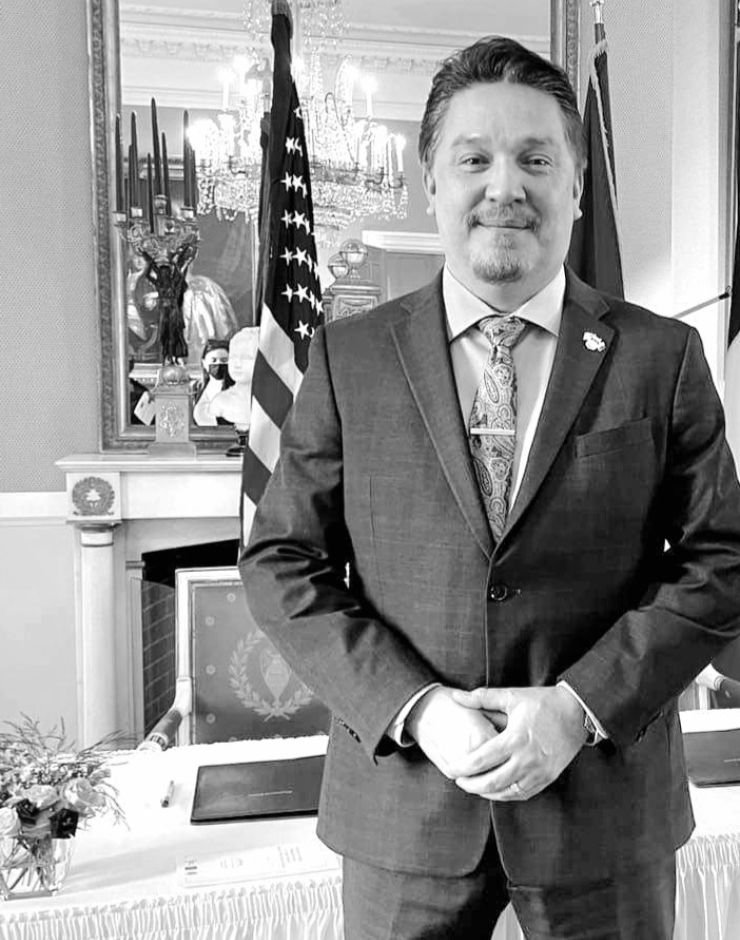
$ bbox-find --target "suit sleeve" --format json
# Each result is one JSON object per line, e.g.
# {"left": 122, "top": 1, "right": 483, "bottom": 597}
{"left": 239, "top": 326, "right": 439, "bottom": 760}
{"left": 561, "top": 327, "right": 740, "bottom": 748}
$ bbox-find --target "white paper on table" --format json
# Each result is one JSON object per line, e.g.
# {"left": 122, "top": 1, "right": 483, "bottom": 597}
{"left": 179, "top": 841, "right": 341, "bottom": 887}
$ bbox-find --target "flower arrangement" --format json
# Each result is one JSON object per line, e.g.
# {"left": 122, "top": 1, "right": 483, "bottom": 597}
{"left": 0, "top": 716, "right": 126, "bottom": 898}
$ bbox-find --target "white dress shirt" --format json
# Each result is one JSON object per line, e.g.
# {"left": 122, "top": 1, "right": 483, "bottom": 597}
{"left": 388, "top": 265, "right": 606, "bottom": 744}
{"left": 444, "top": 264, "right": 563, "bottom": 509}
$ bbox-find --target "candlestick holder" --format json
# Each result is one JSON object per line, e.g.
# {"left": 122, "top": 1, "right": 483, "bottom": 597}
{"left": 323, "top": 239, "right": 381, "bottom": 322}
{"left": 225, "top": 424, "right": 249, "bottom": 458}
{"left": 116, "top": 198, "right": 200, "bottom": 456}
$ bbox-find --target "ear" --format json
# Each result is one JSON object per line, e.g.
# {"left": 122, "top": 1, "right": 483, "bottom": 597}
{"left": 572, "top": 167, "right": 584, "bottom": 222}
{"left": 422, "top": 164, "right": 436, "bottom": 211}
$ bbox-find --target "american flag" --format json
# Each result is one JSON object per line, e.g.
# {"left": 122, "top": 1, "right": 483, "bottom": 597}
{"left": 240, "top": 0, "right": 323, "bottom": 544}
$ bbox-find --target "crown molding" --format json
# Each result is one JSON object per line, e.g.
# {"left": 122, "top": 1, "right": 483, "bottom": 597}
{"left": 119, "top": 4, "right": 549, "bottom": 123}
{"left": 119, "top": 7, "right": 549, "bottom": 70}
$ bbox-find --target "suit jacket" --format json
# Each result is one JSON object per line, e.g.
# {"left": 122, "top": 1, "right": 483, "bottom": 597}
{"left": 240, "top": 269, "right": 740, "bottom": 885}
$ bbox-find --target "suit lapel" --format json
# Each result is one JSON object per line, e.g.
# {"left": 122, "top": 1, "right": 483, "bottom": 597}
{"left": 504, "top": 271, "right": 614, "bottom": 541}
{"left": 391, "top": 278, "right": 493, "bottom": 558}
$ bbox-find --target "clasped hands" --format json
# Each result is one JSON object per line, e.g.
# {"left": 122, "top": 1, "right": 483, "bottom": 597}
{"left": 406, "top": 685, "right": 588, "bottom": 802}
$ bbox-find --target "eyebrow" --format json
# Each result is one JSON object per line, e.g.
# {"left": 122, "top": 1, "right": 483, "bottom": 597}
{"left": 448, "top": 134, "right": 560, "bottom": 149}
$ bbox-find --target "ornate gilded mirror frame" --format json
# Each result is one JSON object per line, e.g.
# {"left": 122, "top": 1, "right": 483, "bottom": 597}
{"left": 87, "top": 0, "right": 580, "bottom": 450}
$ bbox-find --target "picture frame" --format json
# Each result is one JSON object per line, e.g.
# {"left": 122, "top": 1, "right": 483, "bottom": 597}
{"left": 174, "top": 566, "right": 331, "bottom": 745}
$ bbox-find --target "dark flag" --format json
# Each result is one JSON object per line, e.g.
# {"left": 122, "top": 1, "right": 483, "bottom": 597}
{"left": 568, "top": 20, "right": 624, "bottom": 298}
{"left": 240, "top": 0, "right": 323, "bottom": 544}
{"left": 710, "top": 42, "right": 740, "bottom": 694}
{"left": 724, "top": 46, "right": 740, "bottom": 469}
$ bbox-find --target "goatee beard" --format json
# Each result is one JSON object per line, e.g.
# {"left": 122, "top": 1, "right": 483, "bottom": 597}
{"left": 471, "top": 247, "right": 526, "bottom": 283}
{"left": 467, "top": 212, "right": 536, "bottom": 284}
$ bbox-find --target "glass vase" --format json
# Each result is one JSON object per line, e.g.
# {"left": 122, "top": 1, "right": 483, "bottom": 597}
{"left": 0, "top": 835, "right": 74, "bottom": 899}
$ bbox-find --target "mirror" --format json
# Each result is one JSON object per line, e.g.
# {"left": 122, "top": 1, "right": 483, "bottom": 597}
{"left": 89, "top": 0, "right": 580, "bottom": 450}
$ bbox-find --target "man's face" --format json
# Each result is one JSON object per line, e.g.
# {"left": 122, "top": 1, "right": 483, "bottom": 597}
{"left": 423, "top": 81, "right": 583, "bottom": 304}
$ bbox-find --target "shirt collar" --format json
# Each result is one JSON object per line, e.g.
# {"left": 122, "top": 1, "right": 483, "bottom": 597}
{"left": 442, "top": 265, "right": 566, "bottom": 342}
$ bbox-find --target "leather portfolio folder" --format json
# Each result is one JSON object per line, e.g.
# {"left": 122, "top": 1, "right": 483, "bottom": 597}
{"left": 191, "top": 754, "right": 325, "bottom": 823}
{"left": 682, "top": 729, "right": 740, "bottom": 786}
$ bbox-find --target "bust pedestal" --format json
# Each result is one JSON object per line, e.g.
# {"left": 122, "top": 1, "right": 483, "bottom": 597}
{"left": 149, "top": 366, "right": 197, "bottom": 458}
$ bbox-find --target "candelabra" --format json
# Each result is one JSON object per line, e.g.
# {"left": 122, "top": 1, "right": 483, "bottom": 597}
{"left": 115, "top": 100, "right": 201, "bottom": 455}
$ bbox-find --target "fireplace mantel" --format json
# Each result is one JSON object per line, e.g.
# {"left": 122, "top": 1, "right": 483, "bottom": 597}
{"left": 57, "top": 453, "right": 243, "bottom": 745}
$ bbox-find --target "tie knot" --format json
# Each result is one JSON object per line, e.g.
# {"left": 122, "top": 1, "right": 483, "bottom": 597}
{"left": 478, "top": 315, "right": 526, "bottom": 349}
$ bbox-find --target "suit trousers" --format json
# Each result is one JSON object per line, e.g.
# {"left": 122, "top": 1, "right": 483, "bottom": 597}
{"left": 342, "top": 831, "right": 676, "bottom": 940}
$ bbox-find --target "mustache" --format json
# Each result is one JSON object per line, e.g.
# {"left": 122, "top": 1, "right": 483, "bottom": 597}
{"left": 468, "top": 209, "right": 538, "bottom": 230}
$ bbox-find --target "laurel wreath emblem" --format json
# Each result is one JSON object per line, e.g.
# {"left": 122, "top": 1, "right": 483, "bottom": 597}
{"left": 228, "top": 631, "right": 314, "bottom": 720}
{"left": 71, "top": 476, "right": 115, "bottom": 516}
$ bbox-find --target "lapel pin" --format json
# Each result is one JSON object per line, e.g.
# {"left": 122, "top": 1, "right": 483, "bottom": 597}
{"left": 582, "top": 331, "right": 606, "bottom": 353}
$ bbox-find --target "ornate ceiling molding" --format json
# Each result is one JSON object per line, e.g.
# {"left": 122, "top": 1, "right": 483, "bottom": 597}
{"left": 119, "top": 3, "right": 549, "bottom": 119}
{"left": 119, "top": 5, "right": 549, "bottom": 71}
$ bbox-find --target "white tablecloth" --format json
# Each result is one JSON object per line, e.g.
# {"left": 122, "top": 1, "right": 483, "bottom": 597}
{"left": 674, "top": 708, "right": 740, "bottom": 940}
{"left": 2, "top": 715, "right": 740, "bottom": 940}
{"left": 0, "top": 736, "right": 341, "bottom": 940}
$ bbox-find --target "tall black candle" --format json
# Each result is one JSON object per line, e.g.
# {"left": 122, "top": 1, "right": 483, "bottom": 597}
{"left": 127, "top": 144, "right": 134, "bottom": 213}
{"left": 151, "top": 98, "right": 162, "bottom": 196}
{"left": 162, "top": 132, "right": 172, "bottom": 216}
{"left": 147, "top": 154, "right": 154, "bottom": 232}
{"left": 114, "top": 114, "right": 124, "bottom": 212}
{"left": 129, "top": 112, "right": 139, "bottom": 207}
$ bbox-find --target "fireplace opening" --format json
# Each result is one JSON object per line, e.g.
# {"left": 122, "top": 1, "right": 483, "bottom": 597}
{"left": 140, "top": 539, "right": 240, "bottom": 734}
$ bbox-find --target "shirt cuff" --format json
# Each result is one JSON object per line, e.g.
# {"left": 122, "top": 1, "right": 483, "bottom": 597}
{"left": 557, "top": 681, "right": 608, "bottom": 743}
{"left": 386, "top": 683, "right": 442, "bottom": 746}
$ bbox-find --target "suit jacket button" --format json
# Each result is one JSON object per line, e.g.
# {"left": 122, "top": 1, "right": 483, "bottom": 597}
{"left": 489, "top": 583, "right": 509, "bottom": 602}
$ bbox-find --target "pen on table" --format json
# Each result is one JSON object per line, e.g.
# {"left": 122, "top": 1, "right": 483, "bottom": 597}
{"left": 160, "top": 779, "right": 175, "bottom": 808}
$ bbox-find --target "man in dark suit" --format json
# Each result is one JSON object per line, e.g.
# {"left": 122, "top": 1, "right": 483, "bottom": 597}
{"left": 240, "top": 36, "right": 740, "bottom": 939}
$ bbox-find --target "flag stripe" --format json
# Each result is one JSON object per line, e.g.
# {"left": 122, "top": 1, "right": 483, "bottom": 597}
{"left": 259, "top": 302, "right": 304, "bottom": 392}
{"left": 242, "top": 443, "right": 273, "bottom": 505}
{"left": 251, "top": 352, "right": 295, "bottom": 429}
{"left": 248, "top": 397, "right": 286, "bottom": 474}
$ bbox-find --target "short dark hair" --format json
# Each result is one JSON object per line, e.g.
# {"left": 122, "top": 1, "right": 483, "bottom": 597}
{"left": 418, "top": 36, "right": 585, "bottom": 173}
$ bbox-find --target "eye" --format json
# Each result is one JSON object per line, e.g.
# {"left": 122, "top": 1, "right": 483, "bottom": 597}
{"left": 457, "top": 153, "right": 488, "bottom": 169}
{"left": 523, "top": 155, "right": 553, "bottom": 169}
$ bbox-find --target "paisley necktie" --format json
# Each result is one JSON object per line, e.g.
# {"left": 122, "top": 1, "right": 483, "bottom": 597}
{"left": 468, "top": 315, "right": 526, "bottom": 540}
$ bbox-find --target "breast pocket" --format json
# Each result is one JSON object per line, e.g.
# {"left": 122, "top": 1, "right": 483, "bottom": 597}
{"left": 575, "top": 417, "right": 653, "bottom": 459}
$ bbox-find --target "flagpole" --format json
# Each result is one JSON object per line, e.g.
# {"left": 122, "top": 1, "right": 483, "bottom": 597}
{"left": 673, "top": 290, "right": 731, "bottom": 322}
{"left": 590, "top": 0, "right": 605, "bottom": 43}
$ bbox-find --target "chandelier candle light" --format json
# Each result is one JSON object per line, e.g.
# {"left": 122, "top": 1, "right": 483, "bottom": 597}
{"left": 114, "top": 99, "right": 200, "bottom": 456}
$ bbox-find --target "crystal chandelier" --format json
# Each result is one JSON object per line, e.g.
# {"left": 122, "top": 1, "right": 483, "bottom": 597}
{"left": 190, "top": 0, "right": 408, "bottom": 241}
{"left": 189, "top": 61, "right": 269, "bottom": 222}
{"left": 300, "top": 53, "right": 408, "bottom": 238}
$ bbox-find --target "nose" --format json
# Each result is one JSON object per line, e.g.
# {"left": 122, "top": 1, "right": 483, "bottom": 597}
{"left": 483, "top": 158, "right": 526, "bottom": 203}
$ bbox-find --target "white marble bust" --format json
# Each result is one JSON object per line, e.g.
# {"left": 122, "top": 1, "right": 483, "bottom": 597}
{"left": 210, "top": 327, "right": 260, "bottom": 429}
